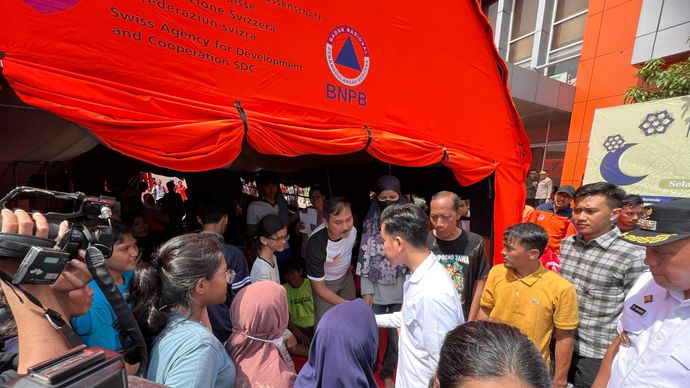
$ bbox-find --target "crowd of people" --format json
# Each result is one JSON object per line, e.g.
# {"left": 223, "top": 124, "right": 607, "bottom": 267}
{"left": 0, "top": 171, "right": 687, "bottom": 388}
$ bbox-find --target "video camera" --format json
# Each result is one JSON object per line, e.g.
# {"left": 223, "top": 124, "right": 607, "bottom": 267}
{"left": 0, "top": 187, "right": 148, "bottom": 386}
{"left": 0, "top": 187, "right": 120, "bottom": 285}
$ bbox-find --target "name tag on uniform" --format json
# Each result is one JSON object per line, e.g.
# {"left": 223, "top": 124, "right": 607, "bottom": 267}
{"left": 630, "top": 303, "right": 647, "bottom": 317}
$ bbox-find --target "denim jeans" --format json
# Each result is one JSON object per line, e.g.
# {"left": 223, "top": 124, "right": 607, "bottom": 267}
{"left": 372, "top": 303, "right": 402, "bottom": 379}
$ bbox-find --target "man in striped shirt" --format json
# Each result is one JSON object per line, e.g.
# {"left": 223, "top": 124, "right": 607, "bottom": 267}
{"left": 560, "top": 182, "right": 646, "bottom": 388}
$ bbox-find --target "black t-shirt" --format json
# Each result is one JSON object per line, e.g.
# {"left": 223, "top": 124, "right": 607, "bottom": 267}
{"left": 427, "top": 230, "right": 490, "bottom": 319}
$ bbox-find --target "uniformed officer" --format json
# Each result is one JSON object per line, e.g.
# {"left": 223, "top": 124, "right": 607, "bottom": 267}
{"left": 592, "top": 198, "right": 690, "bottom": 388}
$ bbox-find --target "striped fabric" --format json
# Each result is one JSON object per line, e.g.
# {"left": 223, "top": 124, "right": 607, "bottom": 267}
{"left": 560, "top": 227, "right": 647, "bottom": 358}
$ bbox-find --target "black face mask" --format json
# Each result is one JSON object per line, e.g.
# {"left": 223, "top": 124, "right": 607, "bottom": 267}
{"left": 378, "top": 200, "right": 396, "bottom": 210}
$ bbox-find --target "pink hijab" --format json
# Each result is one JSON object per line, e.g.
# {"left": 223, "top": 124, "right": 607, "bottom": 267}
{"left": 226, "top": 281, "right": 296, "bottom": 388}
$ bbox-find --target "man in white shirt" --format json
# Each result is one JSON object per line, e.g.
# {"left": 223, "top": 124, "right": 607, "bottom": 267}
{"left": 535, "top": 170, "right": 553, "bottom": 205}
{"left": 375, "top": 203, "right": 464, "bottom": 387}
{"left": 593, "top": 198, "right": 690, "bottom": 388}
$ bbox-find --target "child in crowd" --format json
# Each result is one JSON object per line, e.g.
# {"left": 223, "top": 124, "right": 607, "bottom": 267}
{"left": 71, "top": 221, "right": 139, "bottom": 351}
{"left": 251, "top": 215, "right": 288, "bottom": 284}
{"left": 282, "top": 258, "right": 315, "bottom": 355}
{"left": 129, "top": 233, "right": 236, "bottom": 388}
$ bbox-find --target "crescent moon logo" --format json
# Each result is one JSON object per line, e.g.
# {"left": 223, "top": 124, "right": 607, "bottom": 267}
{"left": 600, "top": 143, "right": 647, "bottom": 186}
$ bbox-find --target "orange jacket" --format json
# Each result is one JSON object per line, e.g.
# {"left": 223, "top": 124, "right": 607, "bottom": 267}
{"left": 528, "top": 210, "right": 576, "bottom": 255}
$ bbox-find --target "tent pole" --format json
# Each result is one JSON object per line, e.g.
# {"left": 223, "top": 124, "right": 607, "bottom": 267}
{"left": 43, "top": 162, "right": 48, "bottom": 189}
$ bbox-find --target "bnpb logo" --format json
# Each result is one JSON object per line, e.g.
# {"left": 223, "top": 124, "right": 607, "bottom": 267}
{"left": 325, "top": 25, "right": 368, "bottom": 106}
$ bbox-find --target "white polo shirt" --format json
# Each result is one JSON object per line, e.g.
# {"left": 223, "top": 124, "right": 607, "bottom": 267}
{"left": 609, "top": 271, "right": 690, "bottom": 388}
{"left": 375, "top": 253, "right": 464, "bottom": 388}
{"left": 246, "top": 200, "right": 279, "bottom": 225}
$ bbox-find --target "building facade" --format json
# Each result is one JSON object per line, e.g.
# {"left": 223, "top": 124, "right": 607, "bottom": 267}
{"left": 480, "top": 0, "right": 690, "bottom": 188}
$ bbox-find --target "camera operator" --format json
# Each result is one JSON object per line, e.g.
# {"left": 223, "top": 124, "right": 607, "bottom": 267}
{"left": 0, "top": 209, "right": 91, "bottom": 379}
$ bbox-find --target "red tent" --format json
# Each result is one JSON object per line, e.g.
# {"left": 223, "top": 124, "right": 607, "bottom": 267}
{"left": 0, "top": 0, "right": 530, "bottom": 262}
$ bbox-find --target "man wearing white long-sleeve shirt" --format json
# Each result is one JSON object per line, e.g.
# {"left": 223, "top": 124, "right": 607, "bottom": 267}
{"left": 375, "top": 204, "right": 464, "bottom": 388}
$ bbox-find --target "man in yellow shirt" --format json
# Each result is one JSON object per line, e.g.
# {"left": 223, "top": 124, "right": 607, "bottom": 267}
{"left": 478, "top": 223, "right": 578, "bottom": 388}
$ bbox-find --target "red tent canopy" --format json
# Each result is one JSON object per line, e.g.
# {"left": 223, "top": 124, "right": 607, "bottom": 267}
{"left": 0, "top": 0, "right": 530, "bottom": 262}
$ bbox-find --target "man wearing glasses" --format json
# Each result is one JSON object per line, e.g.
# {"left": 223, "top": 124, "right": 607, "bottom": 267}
{"left": 305, "top": 197, "right": 357, "bottom": 324}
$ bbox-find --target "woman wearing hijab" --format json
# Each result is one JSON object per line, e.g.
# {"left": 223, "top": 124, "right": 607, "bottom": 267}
{"left": 226, "top": 281, "right": 297, "bottom": 388}
{"left": 294, "top": 299, "right": 378, "bottom": 388}
{"left": 356, "top": 175, "right": 407, "bottom": 387}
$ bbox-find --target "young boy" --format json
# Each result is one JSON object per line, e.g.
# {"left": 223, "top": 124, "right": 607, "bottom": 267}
{"left": 479, "top": 223, "right": 578, "bottom": 388}
{"left": 71, "top": 221, "right": 139, "bottom": 350}
{"left": 282, "top": 258, "right": 314, "bottom": 354}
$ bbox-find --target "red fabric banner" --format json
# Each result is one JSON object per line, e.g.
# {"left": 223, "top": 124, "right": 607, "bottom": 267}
{"left": 0, "top": 0, "right": 531, "bottom": 262}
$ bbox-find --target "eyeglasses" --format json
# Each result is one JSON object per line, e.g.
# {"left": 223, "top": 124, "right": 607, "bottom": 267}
{"left": 269, "top": 234, "right": 289, "bottom": 243}
{"left": 219, "top": 268, "right": 236, "bottom": 284}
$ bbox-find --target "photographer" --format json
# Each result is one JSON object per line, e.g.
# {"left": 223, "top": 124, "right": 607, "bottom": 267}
{"left": 0, "top": 209, "right": 91, "bottom": 378}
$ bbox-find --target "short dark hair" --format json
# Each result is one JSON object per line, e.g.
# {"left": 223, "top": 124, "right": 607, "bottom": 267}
{"left": 622, "top": 194, "right": 644, "bottom": 207}
{"left": 435, "top": 321, "right": 551, "bottom": 388}
{"left": 529, "top": 168, "right": 538, "bottom": 173}
{"left": 323, "top": 197, "right": 351, "bottom": 220}
{"left": 256, "top": 171, "right": 279, "bottom": 186}
{"left": 574, "top": 182, "right": 626, "bottom": 209}
{"left": 503, "top": 223, "right": 549, "bottom": 256}
{"left": 197, "top": 201, "right": 228, "bottom": 225}
{"left": 380, "top": 203, "right": 428, "bottom": 249}
{"left": 255, "top": 214, "right": 286, "bottom": 248}
{"left": 431, "top": 191, "right": 461, "bottom": 212}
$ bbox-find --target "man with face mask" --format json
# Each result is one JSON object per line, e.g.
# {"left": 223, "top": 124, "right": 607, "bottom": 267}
{"left": 356, "top": 175, "right": 407, "bottom": 388}
{"left": 427, "top": 191, "right": 490, "bottom": 322}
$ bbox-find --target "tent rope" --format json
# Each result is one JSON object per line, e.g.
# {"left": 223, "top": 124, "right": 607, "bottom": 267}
{"left": 364, "top": 125, "right": 372, "bottom": 149}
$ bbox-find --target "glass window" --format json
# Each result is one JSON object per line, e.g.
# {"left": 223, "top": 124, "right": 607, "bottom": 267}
{"left": 509, "top": 35, "right": 535, "bottom": 63}
{"left": 551, "top": 13, "right": 587, "bottom": 49}
{"left": 531, "top": 146, "right": 545, "bottom": 170}
{"left": 544, "top": 143, "right": 567, "bottom": 186}
{"left": 555, "top": 0, "right": 588, "bottom": 22}
{"left": 547, "top": 112, "right": 572, "bottom": 142}
{"left": 523, "top": 111, "right": 551, "bottom": 144}
{"left": 511, "top": 0, "right": 540, "bottom": 39}
{"left": 481, "top": 0, "right": 499, "bottom": 32}
{"left": 545, "top": 56, "right": 580, "bottom": 78}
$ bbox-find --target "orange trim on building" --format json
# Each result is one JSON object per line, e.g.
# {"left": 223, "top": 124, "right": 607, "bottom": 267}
{"left": 561, "top": 0, "right": 643, "bottom": 187}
